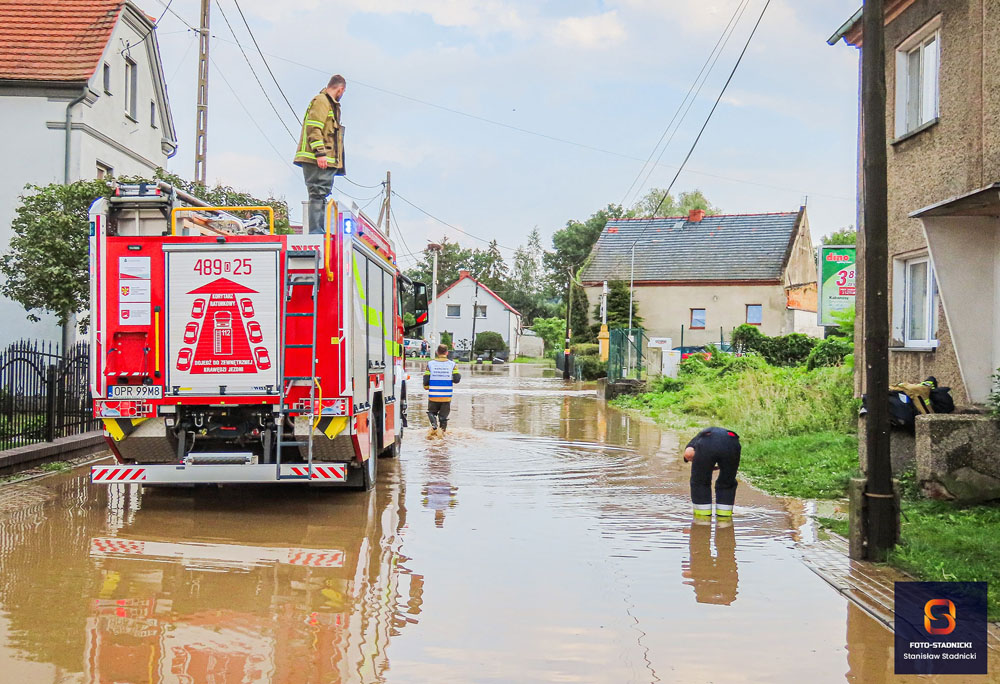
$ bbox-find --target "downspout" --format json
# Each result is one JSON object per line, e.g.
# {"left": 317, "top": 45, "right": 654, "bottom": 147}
{"left": 64, "top": 87, "right": 88, "bottom": 184}
{"left": 61, "top": 86, "right": 88, "bottom": 353}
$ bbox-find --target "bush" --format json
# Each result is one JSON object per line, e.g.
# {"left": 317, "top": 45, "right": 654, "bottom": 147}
{"left": 571, "top": 342, "right": 600, "bottom": 357}
{"left": 806, "top": 337, "right": 853, "bottom": 370}
{"left": 652, "top": 376, "right": 684, "bottom": 392}
{"left": 474, "top": 331, "right": 507, "bottom": 356}
{"left": 574, "top": 354, "right": 606, "bottom": 380}
{"left": 731, "top": 324, "right": 817, "bottom": 366}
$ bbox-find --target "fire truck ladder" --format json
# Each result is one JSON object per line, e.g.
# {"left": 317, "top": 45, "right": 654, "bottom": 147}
{"left": 275, "top": 249, "right": 321, "bottom": 480}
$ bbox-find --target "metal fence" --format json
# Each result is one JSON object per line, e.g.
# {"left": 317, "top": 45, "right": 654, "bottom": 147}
{"left": 607, "top": 328, "right": 648, "bottom": 382}
{"left": 0, "top": 340, "right": 97, "bottom": 452}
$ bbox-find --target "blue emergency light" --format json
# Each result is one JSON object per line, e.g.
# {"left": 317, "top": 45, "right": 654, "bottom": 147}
{"left": 343, "top": 217, "right": 354, "bottom": 234}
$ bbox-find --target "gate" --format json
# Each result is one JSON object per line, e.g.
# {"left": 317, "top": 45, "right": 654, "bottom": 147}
{"left": 607, "top": 328, "right": 648, "bottom": 382}
{"left": 0, "top": 340, "right": 98, "bottom": 451}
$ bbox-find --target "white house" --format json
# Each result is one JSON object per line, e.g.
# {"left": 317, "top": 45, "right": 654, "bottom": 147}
{"left": 0, "top": 0, "right": 178, "bottom": 346}
{"left": 434, "top": 271, "right": 521, "bottom": 356}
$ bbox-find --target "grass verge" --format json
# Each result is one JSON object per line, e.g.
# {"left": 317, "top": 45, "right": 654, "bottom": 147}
{"left": 613, "top": 356, "right": 859, "bottom": 500}
{"left": 512, "top": 356, "right": 555, "bottom": 366}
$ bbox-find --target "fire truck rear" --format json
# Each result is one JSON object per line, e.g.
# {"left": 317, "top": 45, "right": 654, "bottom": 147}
{"left": 88, "top": 182, "right": 427, "bottom": 490}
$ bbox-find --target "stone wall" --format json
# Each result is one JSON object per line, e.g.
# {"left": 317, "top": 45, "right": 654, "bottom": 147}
{"left": 915, "top": 413, "right": 1000, "bottom": 502}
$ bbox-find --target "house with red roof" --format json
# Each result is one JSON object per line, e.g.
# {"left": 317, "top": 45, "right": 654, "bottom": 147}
{"left": 434, "top": 270, "right": 522, "bottom": 356}
{"left": 0, "top": 0, "right": 177, "bottom": 343}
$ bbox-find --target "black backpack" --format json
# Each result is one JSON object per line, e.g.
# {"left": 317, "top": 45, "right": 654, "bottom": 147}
{"left": 923, "top": 376, "right": 956, "bottom": 414}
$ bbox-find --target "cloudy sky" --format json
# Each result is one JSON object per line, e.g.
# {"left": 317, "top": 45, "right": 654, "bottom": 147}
{"left": 138, "top": 0, "right": 862, "bottom": 270}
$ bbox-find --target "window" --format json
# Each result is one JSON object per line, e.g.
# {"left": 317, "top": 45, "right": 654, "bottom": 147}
{"left": 150, "top": 101, "right": 157, "bottom": 128}
{"left": 124, "top": 58, "right": 137, "bottom": 120}
{"left": 746, "top": 304, "right": 763, "bottom": 325}
{"left": 895, "top": 18, "right": 940, "bottom": 137}
{"left": 96, "top": 162, "right": 113, "bottom": 179}
{"left": 446, "top": 304, "right": 461, "bottom": 318}
{"left": 690, "top": 308, "right": 706, "bottom": 329}
{"left": 899, "top": 256, "right": 939, "bottom": 347}
{"left": 103, "top": 63, "right": 112, "bottom": 94}
{"left": 475, "top": 305, "right": 487, "bottom": 318}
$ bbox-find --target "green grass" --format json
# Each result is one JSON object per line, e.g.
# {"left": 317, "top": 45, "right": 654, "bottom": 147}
{"left": 890, "top": 499, "right": 1000, "bottom": 620}
{"left": 38, "top": 461, "right": 71, "bottom": 473}
{"left": 512, "top": 356, "right": 555, "bottom": 366}
{"left": 613, "top": 357, "right": 859, "bottom": 499}
{"left": 816, "top": 516, "right": 850, "bottom": 538}
{"left": 740, "top": 432, "right": 859, "bottom": 499}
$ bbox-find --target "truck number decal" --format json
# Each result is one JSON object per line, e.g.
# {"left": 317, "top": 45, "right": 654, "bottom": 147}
{"left": 193, "top": 258, "right": 252, "bottom": 276}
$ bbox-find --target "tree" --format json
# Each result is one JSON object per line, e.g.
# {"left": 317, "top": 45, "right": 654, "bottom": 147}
{"left": 404, "top": 237, "right": 474, "bottom": 289}
{"left": 504, "top": 227, "right": 558, "bottom": 323}
{"left": 474, "top": 331, "right": 507, "bottom": 358}
{"left": 823, "top": 226, "right": 857, "bottom": 245}
{"left": 150, "top": 169, "right": 290, "bottom": 234}
{"left": 629, "top": 188, "right": 719, "bottom": 218}
{"left": 1, "top": 179, "right": 110, "bottom": 338}
{"left": 439, "top": 331, "right": 453, "bottom": 348}
{"left": 530, "top": 316, "right": 566, "bottom": 353}
{"left": 593, "top": 280, "right": 642, "bottom": 330}
{"left": 543, "top": 204, "right": 627, "bottom": 289}
{"left": 470, "top": 240, "right": 509, "bottom": 291}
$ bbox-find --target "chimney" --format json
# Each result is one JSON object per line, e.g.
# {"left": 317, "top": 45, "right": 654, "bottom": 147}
{"left": 688, "top": 209, "right": 706, "bottom": 223}
{"left": 459, "top": 270, "right": 470, "bottom": 278}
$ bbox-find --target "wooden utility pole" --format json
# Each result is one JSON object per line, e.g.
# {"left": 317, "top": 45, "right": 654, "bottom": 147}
{"left": 861, "top": 0, "right": 898, "bottom": 561}
{"left": 194, "top": 0, "right": 211, "bottom": 185}
{"left": 378, "top": 171, "right": 391, "bottom": 236}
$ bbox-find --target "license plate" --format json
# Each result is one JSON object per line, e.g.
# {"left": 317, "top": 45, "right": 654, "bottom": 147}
{"left": 108, "top": 385, "right": 163, "bottom": 400}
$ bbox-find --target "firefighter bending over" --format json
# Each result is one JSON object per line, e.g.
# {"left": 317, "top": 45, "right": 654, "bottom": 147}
{"left": 683, "top": 427, "right": 741, "bottom": 517}
{"left": 294, "top": 74, "right": 346, "bottom": 234}
{"left": 423, "top": 345, "right": 461, "bottom": 439}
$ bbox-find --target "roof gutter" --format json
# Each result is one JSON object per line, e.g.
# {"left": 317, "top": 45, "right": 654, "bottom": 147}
{"left": 827, "top": 7, "right": 862, "bottom": 45}
{"left": 64, "top": 87, "right": 88, "bottom": 184}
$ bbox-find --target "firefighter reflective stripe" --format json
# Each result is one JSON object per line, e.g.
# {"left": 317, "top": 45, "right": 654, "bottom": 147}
{"left": 693, "top": 503, "right": 713, "bottom": 516}
{"left": 315, "top": 415, "right": 349, "bottom": 439}
{"left": 427, "top": 359, "right": 456, "bottom": 399}
{"left": 102, "top": 417, "right": 148, "bottom": 442}
{"left": 715, "top": 504, "right": 734, "bottom": 517}
{"left": 310, "top": 140, "right": 324, "bottom": 149}
{"left": 305, "top": 119, "right": 324, "bottom": 128}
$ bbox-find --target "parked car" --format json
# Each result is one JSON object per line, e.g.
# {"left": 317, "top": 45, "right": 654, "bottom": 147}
{"left": 403, "top": 338, "right": 423, "bottom": 357}
{"left": 674, "top": 345, "right": 710, "bottom": 361}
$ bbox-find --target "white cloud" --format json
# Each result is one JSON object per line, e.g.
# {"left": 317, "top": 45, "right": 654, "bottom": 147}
{"left": 553, "top": 11, "right": 627, "bottom": 49}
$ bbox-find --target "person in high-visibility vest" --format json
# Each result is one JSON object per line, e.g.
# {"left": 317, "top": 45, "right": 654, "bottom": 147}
{"left": 683, "top": 427, "right": 741, "bottom": 517}
{"left": 423, "top": 344, "right": 461, "bottom": 438}
{"left": 294, "top": 74, "right": 346, "bottom": 235}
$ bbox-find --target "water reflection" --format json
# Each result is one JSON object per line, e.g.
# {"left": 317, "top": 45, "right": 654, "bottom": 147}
{"left": 682, "top": 519, "right": 739, "bottom": 606}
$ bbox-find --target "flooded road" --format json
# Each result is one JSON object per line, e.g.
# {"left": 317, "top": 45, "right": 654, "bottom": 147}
{"left": 0, "top": 365, "right": 993, "bottom": 682}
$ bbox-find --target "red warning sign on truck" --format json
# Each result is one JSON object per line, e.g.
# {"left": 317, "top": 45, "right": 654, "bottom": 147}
{"left": 165, "top": 245, "right": 280, "bottom": 394}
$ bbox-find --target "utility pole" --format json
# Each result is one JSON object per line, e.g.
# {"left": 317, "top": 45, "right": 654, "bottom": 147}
{"left": 470, "top": 279, "right": 480, "bottom": 360}
{"left": 861, "top": 0, "right": 898, "bottom": 561}
{"left": 563, "top": 270, "right": 573, "bottom": 380}
{"left": 193, "top": 0, "right": 211, "bottom": 185}
{"left": 378, "top": 171, "right": 391, "bottom": 236}
{"left": 598, "top": 280, "right": 609, "bottom": 362}
{"left": 428, "top": 243, "right": 442, "bottom": 347}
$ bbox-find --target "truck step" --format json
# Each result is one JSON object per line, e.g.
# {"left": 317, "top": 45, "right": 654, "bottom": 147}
{"left": 287, "top": 276, "right": 317, "bottom": 285}
{"left": 283, "top": 376, "right": 315, "bottom": 381}
{"left": 277, "top": 441, "right": 312, "bottom": 447}
{"left": 285, "top": 344, "right": 314, "bottom": 349}
{"left": 285, "top": 312, "right": 314, "bottom": 317}
{"left": 287, "top": 250, "right": 321, "bottom": 258}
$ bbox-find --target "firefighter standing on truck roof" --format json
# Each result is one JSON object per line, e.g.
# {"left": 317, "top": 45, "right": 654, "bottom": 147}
{"left": 683, "top": 427, "right": 741, "bottom": 517}
{"left": 423, "top": 344, "right": 461, "bottom": 439}
{"left": 294, "top": 74, "right": 346, "bottom": 235}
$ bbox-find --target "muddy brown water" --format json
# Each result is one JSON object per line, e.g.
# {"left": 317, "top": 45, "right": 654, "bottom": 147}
{"left": 0, "top": 364, "right": 994, "bottom": 683}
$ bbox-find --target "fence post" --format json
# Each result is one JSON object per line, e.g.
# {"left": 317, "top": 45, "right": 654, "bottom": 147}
{"left": 44, "top": 364, "right": 57, "bottom": 442}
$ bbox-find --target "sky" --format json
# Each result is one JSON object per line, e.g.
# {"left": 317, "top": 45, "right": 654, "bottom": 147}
{"left": 137, "top": 0, "right": 862, "bottom": 271}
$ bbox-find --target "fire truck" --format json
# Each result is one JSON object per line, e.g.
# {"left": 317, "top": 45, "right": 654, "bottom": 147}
{"left": 87, "top": 182, "right": 427, "bottom": 490}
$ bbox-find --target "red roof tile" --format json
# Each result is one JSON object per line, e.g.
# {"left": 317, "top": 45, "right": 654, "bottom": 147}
{"left": 0, "top": 0, "right": 124, "bottom": 82}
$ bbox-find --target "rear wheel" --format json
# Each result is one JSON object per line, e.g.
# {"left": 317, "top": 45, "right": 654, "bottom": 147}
{"left": 350, "top": 427, "right": 378, "bottom": 491}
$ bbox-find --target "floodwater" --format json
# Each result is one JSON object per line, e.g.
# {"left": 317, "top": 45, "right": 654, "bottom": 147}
{"left": 0, "top": 364, "right": 994, "bottom": 683}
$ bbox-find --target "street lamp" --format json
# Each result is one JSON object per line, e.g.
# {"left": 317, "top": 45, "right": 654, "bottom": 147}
{"left": 427, "top": 243, "right": 442, "bottom": 346}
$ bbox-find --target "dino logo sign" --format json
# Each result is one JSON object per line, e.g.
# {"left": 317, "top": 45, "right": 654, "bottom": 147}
{"left": 165, "top": 247, "right": 280, "bottom": 394}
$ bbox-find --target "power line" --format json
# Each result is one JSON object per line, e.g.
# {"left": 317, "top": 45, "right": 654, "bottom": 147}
{"left": 392, "top": 191, "right": 517, "bottom": 252}
{"left": 634, "top": 0, "right": 773, "bottom": 248}
{"left": 620, "top": 0, "right": 750, "bottom": 208}
{"left": 390, "top": 206, "right": 418, "bottom": 263}
{"left": 231, "top": 0, "right": 299, "bottom": 121}
{"left": 121, "top": 0, "right": 180, "bottom": 55}
{"left": 151, "top": 0, "right": 197, "bottom": 31}
{"left": 214, "top": 0, "right": 296, "bottom": 140}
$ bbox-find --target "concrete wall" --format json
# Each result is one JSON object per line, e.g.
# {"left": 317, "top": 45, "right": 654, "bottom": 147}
{"left": 583, "top": 282, "right": 789, "bottom": 348}
{"left": 0, "top": 7, "right": 173, "bottom": 347}
{"left": 851, "top": 0, "right": 1000, "bottom": 403}
{"left": 434, "top": 277, "right": 520, "bottom": 353}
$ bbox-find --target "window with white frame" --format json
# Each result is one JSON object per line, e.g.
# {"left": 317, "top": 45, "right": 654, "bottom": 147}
{"left": 895, "top": 17, "right": 940, "bottom": 137}
{"left": 124, "top": 57, "right": 138, "bottom": 120}
{"left": 446, "top": 304, "right": 461, "bottom": 318}
{"left": 899, "top": 256, "right": 939, "bottom": 347}
{"left": 475, "top": 305, "right": 487, "bottom": 318}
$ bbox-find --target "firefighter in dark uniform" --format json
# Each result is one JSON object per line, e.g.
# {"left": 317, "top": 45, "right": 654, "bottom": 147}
{"left": 683, "top": 427, "right": 741, "bottom": 517}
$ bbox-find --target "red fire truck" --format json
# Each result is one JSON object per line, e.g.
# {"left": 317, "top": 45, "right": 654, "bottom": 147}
{"left": 88, "top": 182, "right": 427, "bottom": 490}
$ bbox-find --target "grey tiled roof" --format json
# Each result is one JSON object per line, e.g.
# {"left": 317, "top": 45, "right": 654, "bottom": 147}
{"left": 579, "top": 211, "right": 802, "bottom": 283}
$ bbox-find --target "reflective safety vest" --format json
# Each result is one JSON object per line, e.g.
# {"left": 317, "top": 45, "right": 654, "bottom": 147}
{"left": 426, "top": 358, "right": 457, "bottom": 402}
